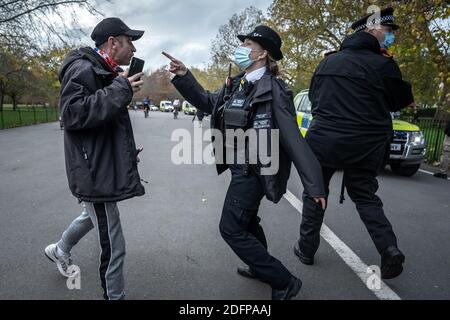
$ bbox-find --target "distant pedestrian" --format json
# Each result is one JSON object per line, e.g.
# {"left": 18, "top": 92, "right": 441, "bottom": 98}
{"left": 434, "top": 119, "right": 450, "bottom": 179}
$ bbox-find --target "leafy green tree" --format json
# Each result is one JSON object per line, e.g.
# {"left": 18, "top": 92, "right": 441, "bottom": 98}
{"left": 393, "top": 0, "right": 449, "bottom": 118}
{"left": 266, "top": 0, "right": 448, "bottom": 117}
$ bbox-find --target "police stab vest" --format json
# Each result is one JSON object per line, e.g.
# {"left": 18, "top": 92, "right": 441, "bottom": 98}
{"left": 223, "top": 78, "right": 258, "bottom": 130}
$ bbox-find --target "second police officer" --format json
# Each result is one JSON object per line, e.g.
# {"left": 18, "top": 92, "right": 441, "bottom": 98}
{"left": 295, "top": 8, "right": 416, "bottom": 280}
{"left": 164, "top": 25, "right": 326, "bottom": 300}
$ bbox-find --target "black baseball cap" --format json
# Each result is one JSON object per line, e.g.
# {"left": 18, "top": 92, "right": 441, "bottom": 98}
{"left": 91, "top": 17, "right": 144, "bottom": 47}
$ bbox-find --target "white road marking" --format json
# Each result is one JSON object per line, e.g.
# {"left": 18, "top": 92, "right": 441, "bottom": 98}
{"left": 284, "top": 190, "right": 402, "bottom": 300}
{"left": 419, "top": 169, "right": 450, "bottom": 181}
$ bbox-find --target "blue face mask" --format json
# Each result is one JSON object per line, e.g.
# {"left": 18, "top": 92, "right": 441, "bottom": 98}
{"left": 381, "top": 32, "right": 395, "bottom": 49}
{"left": 233, "top": 46, "right": 255, "bottom": 70}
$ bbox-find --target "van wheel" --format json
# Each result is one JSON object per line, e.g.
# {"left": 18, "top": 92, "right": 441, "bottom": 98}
{"left": 390, "top": 163, "right": 420, "bottom": 177}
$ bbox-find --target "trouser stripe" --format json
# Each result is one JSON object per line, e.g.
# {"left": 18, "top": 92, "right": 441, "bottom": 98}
{"left": 93, "top": 203, "right": 112, "bottom": 300}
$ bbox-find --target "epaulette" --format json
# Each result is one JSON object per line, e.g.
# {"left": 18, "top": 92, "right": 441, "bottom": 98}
{"left": 273, "top": 77, "right": 293, "bottom": 95}
{"left": 380, "top": 48, "right": 394, "bottom": 58}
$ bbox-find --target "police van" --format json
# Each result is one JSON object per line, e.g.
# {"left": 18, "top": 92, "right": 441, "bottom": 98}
{"left": 294, "top": 90, "right": 427, "bottom": 177}
{"left": 160, "top": 101, "right": 174, "bottom": 112}
{"left": 182, "top": 101, "right": 197, "bottom": 115}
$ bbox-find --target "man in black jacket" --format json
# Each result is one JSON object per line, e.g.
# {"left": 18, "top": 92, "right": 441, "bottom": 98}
{"left": 434, "top": 120, "right": 450, "bottom": 179}
{"left": 295, "top": 8, "right": 415, "bottom": 280}
{"left": 44, "top": 18, "right": 145, "bottom": 300}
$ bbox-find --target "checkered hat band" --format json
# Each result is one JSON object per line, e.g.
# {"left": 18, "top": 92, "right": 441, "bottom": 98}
{"left": 354, "top": 15, "right": 395, "bottom": 31}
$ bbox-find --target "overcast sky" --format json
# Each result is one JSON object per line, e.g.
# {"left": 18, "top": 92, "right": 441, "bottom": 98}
{"left": 75, "top": 0, "right": 273, "bottom": 71}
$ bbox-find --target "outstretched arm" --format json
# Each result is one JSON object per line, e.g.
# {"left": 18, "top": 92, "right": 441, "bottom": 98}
{"left": 272, "top": 85, "right": 326, "bottom": 209}
{"left": 163, "top": 52, "right": 220, "bottom": 115}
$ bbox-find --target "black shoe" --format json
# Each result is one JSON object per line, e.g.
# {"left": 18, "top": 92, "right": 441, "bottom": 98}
{"left": 381, "top": 246, "right": 405, "bottom": 279}
{"left": 237, "top": 266, "right": 258, "bottom": 280}
{"left": 433, "top": 173, "right": 448, "bottom": 180}
{"left": 272, "top": 276, "right": 303, "bottom": 300}
{"left": 294, "top": 242, "right": 314, "bottom": 265}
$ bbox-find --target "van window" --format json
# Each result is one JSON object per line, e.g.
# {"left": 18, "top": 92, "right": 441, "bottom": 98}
{"left": 295, "top": 95, "right": 306, "bottom": 112}
{"left": 302, "top": 97, "right": 312, "bottom": 113}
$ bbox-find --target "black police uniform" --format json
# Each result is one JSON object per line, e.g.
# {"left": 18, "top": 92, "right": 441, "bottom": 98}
{"left": 172, "top": 26, "right": 325, "bottom": 298}
{"left": 297, "top": 8, "right": 413, "bottom": 279}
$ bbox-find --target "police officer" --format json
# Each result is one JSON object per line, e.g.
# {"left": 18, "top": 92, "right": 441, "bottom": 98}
{"left": 295, "top": 7, "right": 415, "bottom": 279}
{"left": 164, "top": 25, "right": 326, "bottom": 300}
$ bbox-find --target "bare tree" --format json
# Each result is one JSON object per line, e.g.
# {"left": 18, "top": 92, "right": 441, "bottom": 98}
{"left": 210, "top": 6, "right": 264, "bottom": 69}
{"left": 0, "top": 0, "right": 107, "bottom": 51}
{"left": 136, "top": 68, "right": 182, "bottom": 105}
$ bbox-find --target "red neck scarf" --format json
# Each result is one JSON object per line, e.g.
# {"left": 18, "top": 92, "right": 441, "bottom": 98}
{"left": 94, "top": 48, "right": 120, "bottom": 76}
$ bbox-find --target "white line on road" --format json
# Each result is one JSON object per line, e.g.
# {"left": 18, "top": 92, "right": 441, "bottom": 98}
{"left": 284, "top": 190, "right": 402, "bottom": 300}
{"left": 419, "top": 169, "right": 450, "bottom": 181}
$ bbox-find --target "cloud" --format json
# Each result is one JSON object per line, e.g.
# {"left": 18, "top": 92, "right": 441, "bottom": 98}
{"left": 78, "top": 0, "right": 272, "bottom": 70}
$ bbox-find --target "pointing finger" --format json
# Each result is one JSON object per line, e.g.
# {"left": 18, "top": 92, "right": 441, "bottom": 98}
{"left": 162, "top": 51, "right": 177, "bottom": 61}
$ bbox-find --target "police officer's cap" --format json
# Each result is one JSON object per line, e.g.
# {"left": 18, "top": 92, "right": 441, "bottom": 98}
{"left": 91, "top": 17, "right": 145, "bottom": 47}
{"left": 238, "top": 25, "right": 283, "bottom": 61}
{"left": 351, "top": 7, "right": 399, "bottom": 32}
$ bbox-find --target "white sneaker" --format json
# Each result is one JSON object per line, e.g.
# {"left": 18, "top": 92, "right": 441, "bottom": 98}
{"left": 44, "top": 243, "right": 73, "bottom": 277}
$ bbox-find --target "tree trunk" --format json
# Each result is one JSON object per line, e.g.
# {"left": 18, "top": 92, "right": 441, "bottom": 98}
{"left": 0, "top": 91, "right": 4, "bottom": 112}
{"left": 0, "top": 80, "right": 5, "bottom": 112}
{"left": 12, "top": 94, "right": 17, "bottom": 111}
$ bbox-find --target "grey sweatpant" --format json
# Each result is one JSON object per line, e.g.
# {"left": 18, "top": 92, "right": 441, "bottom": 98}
{"left": 57, "top": 202, "right": 126, "bottom": 300}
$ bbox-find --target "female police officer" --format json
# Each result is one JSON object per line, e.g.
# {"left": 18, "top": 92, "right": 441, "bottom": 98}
{"left": 163, "top": 25, "right": 325, "bottom": 300}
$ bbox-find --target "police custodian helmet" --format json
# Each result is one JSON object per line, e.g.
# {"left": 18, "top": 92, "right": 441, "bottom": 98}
{"left": 351, "top": 7, "right": 400, "bottom": 32}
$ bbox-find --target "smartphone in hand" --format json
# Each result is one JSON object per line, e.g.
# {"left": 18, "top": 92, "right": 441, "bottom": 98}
{"left": 128, "top": 57, "right": 145, "bottom": 77}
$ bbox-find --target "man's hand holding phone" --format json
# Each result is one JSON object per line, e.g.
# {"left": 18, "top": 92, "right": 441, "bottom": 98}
{"left": 121, "top": 57, "right": 145, "bottom": 93}
{"left": 121, "top": 69, "right": 144, "bottom": 93}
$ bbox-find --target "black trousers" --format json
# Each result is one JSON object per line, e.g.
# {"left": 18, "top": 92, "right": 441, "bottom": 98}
{"left": 299, "top": 166, "right": 398, "bottom": 257}
{"left": 219, "top": 165, "right": 292, "bottom": 289}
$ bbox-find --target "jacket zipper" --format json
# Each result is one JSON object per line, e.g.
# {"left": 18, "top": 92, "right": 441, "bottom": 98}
{"left": 81, "top": 145, "right": 96, "bottom": 181}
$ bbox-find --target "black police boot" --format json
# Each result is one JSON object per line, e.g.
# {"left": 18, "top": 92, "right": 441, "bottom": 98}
{"left": 272, "top": 276, "right": 303, "bottom": 300}
{"left": 237, "top": 266, "right": 258, "bottom": 280}
{"left": 433, "top": 172, "right": 448, "bottom": 180}
{"left": 381, "top": 246, "right": 405, "bottom": 279}
{"left": 294, "top": 242, "right": 314, "bottom": 265}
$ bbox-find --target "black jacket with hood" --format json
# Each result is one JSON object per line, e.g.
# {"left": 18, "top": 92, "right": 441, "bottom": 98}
{"left": 58, "top": 47, "right": 145, "bottom": 203}
{"left": 307, "top": 31, "right": 415, "bottom": 171}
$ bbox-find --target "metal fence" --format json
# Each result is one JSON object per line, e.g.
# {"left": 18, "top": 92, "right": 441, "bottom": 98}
{"left": 402, "top": 116, "right": 448, "bottom": 163}
{"left": 0, "top": 106, "right": 59, "bottom": 130}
